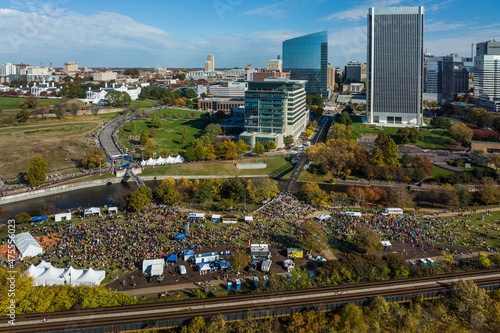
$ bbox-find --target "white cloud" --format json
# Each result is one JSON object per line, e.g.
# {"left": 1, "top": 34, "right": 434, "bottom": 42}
{"left": 322, "top": 0, "right": 405, "bottom": 22}
{"left": 245, "top": 1, "right": 289, "bottom": 19}
{"left": 425, "top": 21, "right": 466, "bottom": 32}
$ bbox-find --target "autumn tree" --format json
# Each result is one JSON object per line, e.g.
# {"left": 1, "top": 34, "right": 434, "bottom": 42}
{"left": 228, "top": 251, "right": 250, "bottom": 273}
{"left": 149, "top": 126, "right": 156, "bottom": 138}
{"left": 353, "top": 226, "right": 383, "bottom": 254}
{"left": 330, "top": 123, "right": 355, "bottom": 140}
{"left": 307, "top": 138, "right": 359, "bottom": 175}
{"left": 144, "top": 139, "right": 155, "bottom": 158}
{"left": 284, "top": 135, "right": 294, "bottom": 146}
{"left": 449, "top": 122, "right": 473, "bottom": 146}
{"left": 25, "top": 156, "right": 49, "bottom": 187}
{"left": 126, "top": 186, "right": 152, "bottom": 212}
{"left": 298, "top": 182, "right": 329, "bottom": 206}
{"left": 299, "top": 219, "right": 328, "bottom": 253}
{"left": 81, "top": 148, "right": 106, "bottom": 169}
{"left": 236, "top": 139, "right": 249, "bottom": 156}
{"left": 154, "top": 179, "right": 182, "bottom": 204}
{"left": 247, "top": 178, "right": 279, "bottom": 203}
{"left": 129, "top": 120, "right": 137, "bottom": 134}
{"left": 218, "top": 140, "right": 239, "bottom": 159}
{"left": 411, "top": 156, "right": 434, "bottom": 182}
{"left": 139, "top": 130, "right": 149, "bottom": 145}
{"left": 266, "top": 141, "right": 276, "bottom": 150}
{"left": 475, "top": 178, "right": 500, "bottom": 205}
{"left": 388, "top": 184, "right": 415, "bottom": 207}
{"left": 252, "top": 141, "right": 265, "bottom": 156}
{"left": 373, "top": 133, "right": 399, "bottom": 167}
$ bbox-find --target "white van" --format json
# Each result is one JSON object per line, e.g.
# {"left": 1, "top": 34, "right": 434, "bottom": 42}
{"left": 177, "top": 265, "right": 187, "bottom": 275}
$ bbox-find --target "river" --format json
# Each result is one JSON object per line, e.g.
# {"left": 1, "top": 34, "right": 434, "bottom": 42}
{"left": 0, "top": 178, "right": 355, "bottom": 222}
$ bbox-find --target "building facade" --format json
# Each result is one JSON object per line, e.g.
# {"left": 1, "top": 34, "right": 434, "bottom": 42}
{"left": 476, "top": 40, "right": 500, "bottom": 57}
{"left": 197, "top": 99, "right": 245, "bottom": 111}
{"left": 327, "top": 63, "right": 335, "bottom": 92}
{"left": 474, "top": 41, "right": 500, "bottom": 112}
{"left": 282, "top": 31, "right": 328, "bottom": 99}
{"left": 63, "top": 61, "right": 78, "bottom": 72}
{"left": 367, "top": 6, "right": 424, "bottom": 125}
{"left": 251, "top": 69, "right": 290, "bottom": 82}
{"left": 268, "top": 57, "right": 283, "bottom": 72}
{"left": 93, "top": 71, "right": 117, "bottom": 81}
{"left": 240, "top": 79, "right": 309, "bottom": 148}
{"left": 209, "top": 82, "right": 248, "bottom": 98}
{"left": 0, "top": 63, "right": 16, "bottom": 76}
{"left": 345, "top": 60, "right": 363, "bottom": 83}
{"left": 204, "top": 54, "right": 215, "bottom": 72}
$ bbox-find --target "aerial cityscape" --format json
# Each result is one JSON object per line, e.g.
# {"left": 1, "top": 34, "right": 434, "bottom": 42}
{"left": 1, "top": 0, "right": 500, "bottom": 332}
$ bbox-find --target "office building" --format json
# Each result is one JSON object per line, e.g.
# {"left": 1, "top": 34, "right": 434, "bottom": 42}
{"left": 240, "top": 79, "right": 309, "bottom": 148}
{"left": 93, "top": 71, "right": 117, "bottom": 81}
{"left": 250, "top": 69, "right": 290, "bottom": 82}
{"left": 63, "top": 61, "right": 78, "bottom": 72}
{"left": 474, "top": 53, "right": 500, "bottom": 112}
{"left": 268, "top": 56, "right": 283, "bottom": 72}
{"left": 283, "top": 31, "right": 328, "bottom": 99}
{"left": 209, "top": 82, "right": 248, "bottom": 98}
{"left": 476, "top": 40, "right": 500, "bottom": 57}
{"left": 204, "top": 54, "right": 215, "bottom": 72}
{"left": 327, "top": 63, "right": 335, "bottom": 91}
{"left": 441, "top": 56, "right": 455, "bottom": 101}
{"left": 423, "top": 59, "right": 442, "bottom": 102}
{"left": 0, "top": 63, "right": 17, "bottom": 76}
{"left": 367, "top": 6, "right": 424, "bottom": 125}
{"left": 345, "top": 60, "right": 363, "bottom": 83}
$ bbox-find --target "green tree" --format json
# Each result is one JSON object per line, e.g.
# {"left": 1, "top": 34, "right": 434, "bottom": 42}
{"left": 81, "top": 148, "right": 106, "bottom": 169}
{"left": 151, "top": 115, "right": 162, "bottom": 128}
{"left": 430, "top": 116, "right": 452, "bottom": 129}
{"left": 449, "top": 122, "right": 473, "bottom": 146}
{"left": 129, "top": 121, "right": 137, "bottom": 134}
{"left": 15, "top": 212, "right": 31, "bottom": 224}
{"left": 330, "top": 123, "right": 354, "bottom": 140}
{"left": 180, "top": 317, "right": 206, "bottom": 333}
{"left": 298, "top": 182, "right": 330, "bottom": 206}
{"left": 266, "top": 141, "right": 277, "bottom": 150}
{"left": 396, "top": 127, "right": 423, "bottom": 144}
{"left": 236, "top": 139, "right": 249, "bottom": 156}
{"left": 299, "top": 219, "right": 328, "bottom": 253}
{"left": 284, "top": 135, "right": 294, "bottom": 146}
{"left": 123, "top": 68, "right": 140, "bottom": 77}
{"left": 25, "top": 156, "right": 49, "bottom": 187}
{"left": 374, "top": 133, "right": 399, "bottom": 167}
{"left": 154, "top": 179, "right": 182, "bottom": 205}
{"left": 401, "top": 153, "right": 412, "bottom": 166}
{"left": 105, "top": 91, "right": 131, "bottom": 107}
{"left": 144, "top": 139, "right": 155, "bottom": 158}
{"left": 228, "top": 251, "right": 250, "bottom": 273}
{"left": 469, "top": 150, "right": 488, "bottom": 167}
{"left": 218, "top": 140, "right": 239, "bottom": 159}
{"left": 127, "top": 186, "right": 151, "bottom": 212}
{"left": 247, "top": 178, "right": 279, "bottom": 203}
{"left": 16, "top": 109, "right": 31, "bottom": 122}
{"left": 340, "top": 303, "right": 365, "bottom": 331}
{"left": 336, "top": 111, "right": 353, "bottom": 126}
{"left": 353, "top": 227, "right": 383, "bottom": 255}
{"left": 252, "top": 141, "right": 265, "bottom": 156}
{"left": 139, "top": 130, "right": 149, "bottom": 145}
{"left": 149, "top": 126, "right": 156, "bottom": 138}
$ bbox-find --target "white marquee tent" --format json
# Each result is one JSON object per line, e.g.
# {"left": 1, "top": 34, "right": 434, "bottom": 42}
{"left": 55, "top": 212, "right": 72, "bottom": 222}
{"left": 142, "top": 258, "right": 165, "bottom": 276}
{"left": 140, "top": 155, "right": 185, "bottom": 167}
{"left": 84, "top": 207, "right": 101, "bottom": 216}
{"left": 14, "top": 232, "right": 44, "bottom": 259}
{"left": 26, "top": 263, "right": 105, "bottom": 286}
{"left": 108, "top": 207, "right": 118, "bottom": 214}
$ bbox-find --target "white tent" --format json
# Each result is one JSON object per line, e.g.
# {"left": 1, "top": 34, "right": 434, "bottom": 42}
{"left": 61, "top": 266, "right": 84, "bottom": 285}
{"left": 26, "top": 264, "right": 47, "bottom": 279}
{"left": 35, "top": 265, "right": 65, "bottom": 286}
{"left": 316, "top": 214, "right": 331, "bottom": 220}
{"left": 244, "top": 216, "right": 253, "bottom": 222}
{"left": 55, "top": 212, "right": 72, "bottom": 222}
{"left": 140, "top": 160, "right": 146, "bottom": 166}
{"left": 166, "top": 156, "right": 175, "bottom": 164}
{"left": 36, "top": 260, "right": 52, "bottom": 269}
{"left": 142, "top": 259, "right": 165, "bottom": 276}
{"left": 14, "top": 232, "right": 44, "bottom": 259}
{"left": 198, "top": 263, "right": 211, "bottom": 275}
{"left": 75, "top": 268, "right": 106, "bottom": 286}
{"left": 108, "top": 207, "right": 118, "bottom": 214}
{"left": 146, "top": 158, "right": 155, "bottom": 166}
{"left": 84, "top": 207, "right": 101, "bottom": 216}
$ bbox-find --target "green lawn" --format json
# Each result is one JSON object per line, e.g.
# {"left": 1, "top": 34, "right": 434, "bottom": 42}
{"left": 0, "top": 96, "right": 60, "bottom": 111}
{"left": 120, "top": 109, "right": 206, "bottom": 154}
{"left": 140, "top": 156, "right": 293, "bottom": 177}
{"left": 431, "top": 165, "right": 454, "bottom": 178}
{"left": 349, "top": 115, "right": 453, "bottom": 149}
{"left": 130, "top": 99, "right": 158, "bottom": 109}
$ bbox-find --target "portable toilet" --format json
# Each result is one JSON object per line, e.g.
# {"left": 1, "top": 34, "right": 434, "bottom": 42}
{"left": 235, "top": 278, "right": 241, "bottom": 290}
{"left": 227, "top": 281, "right": 233, "bottom": 291}
{"left": 408, "top": 260, "right": 416, "bottom": 266}
{"left": 426, "top": 258, "right": 434, "bottom": 266}
{"left": 419, "top": 258, "right": 427, "bottom": 266}
{"left": 253, "top": 276, "right": 259, "bottom": 288}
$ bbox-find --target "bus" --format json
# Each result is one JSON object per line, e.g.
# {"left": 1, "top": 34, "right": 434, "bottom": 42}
{"left": 382, "top": 208, "right": 404, "bottom": 216}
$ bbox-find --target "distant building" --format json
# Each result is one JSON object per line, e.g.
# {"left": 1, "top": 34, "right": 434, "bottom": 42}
{"left": 63, "top": 61, "right": 78, "bottom": 72}
{"left": 366, "top": 6, "right": 424, "bottom": 126}
{"left": 327, "top": 63, "right": 335, "bottom": 91}
{"left": 84, "top": 83, "right": 141, "bottom": 104}
{"left": 0, "top": 63, "right": 16, "bottom": 76}
{"left": 240, "top": 78, "right": 309, "bottom": 148}
{"left": 423, "top": 59, "right": 442, "bottom": 103}
{"left": 474, "top": 40, "right": 500, "bottom": 112}
{"left": 197, "top": 99, "right": 244, "bottom": 111}
{"left": 283, "top": 31, "right": 328, "bottom": 99}
{"left": 30, "top": 80, "right": 60, "bottom": 97}
{"left": 268, "top": 56, "right": 283, "bottom": 72}
{"left": 209, "top": 82, "right": 248, "bottom": 98}
{"left": 93, "top": 71, "right": 117, "bottom": 81}
{"left": 343, "top": 83, "right": 364, "bottom": 94}
{"left": 250, "top": 69, "right": 290, "bottom": 82}
{"left": 345, "top": 60, "right": 363, "bottom": 83}
{"left": 204, "top": 54, "right": 215, "bottom": 72}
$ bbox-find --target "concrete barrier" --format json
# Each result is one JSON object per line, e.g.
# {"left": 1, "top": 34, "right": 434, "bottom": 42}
{"left": 236, "top": 163, "right": 267, "bottom": 169}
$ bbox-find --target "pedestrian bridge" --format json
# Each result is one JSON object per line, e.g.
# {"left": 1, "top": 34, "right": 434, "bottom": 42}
{"left": 116, "top": 167, "right": 145, "bottom": 188}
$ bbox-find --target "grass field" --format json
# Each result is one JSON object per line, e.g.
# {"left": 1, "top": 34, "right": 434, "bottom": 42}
{"left": 0, "top": 115, "right": 110, "bottom": 178}
{"left": 120, "top": 109, "right": 205, "bottom": 154}
{"left": 140, "top": 156, "right": 293, "bottom": 177}
{"left": 0, "top": 96, "right": 60, "bottom": 110}
{"left": 130, "top": 99, "right": 158, "bottom": 109}
{"left": 349, "top": 115, "right": 453, "bottom": 148}
{"left": 431, "top": 165, "right": 455, "bottom": 178}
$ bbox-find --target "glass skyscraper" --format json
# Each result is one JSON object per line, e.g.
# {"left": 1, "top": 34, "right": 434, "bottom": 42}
{"left": 282, "top": 31, "right": 328, "bottom": 99}
{"left": 367, "top": 7, "right": 424, "bottom": 126}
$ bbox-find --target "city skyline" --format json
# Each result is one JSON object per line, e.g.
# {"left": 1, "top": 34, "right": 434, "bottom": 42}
{"left": 0, "top": 0, "right": 499, "bottom": 68}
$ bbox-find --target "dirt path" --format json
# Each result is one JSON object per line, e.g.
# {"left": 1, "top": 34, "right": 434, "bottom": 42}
{"left": 420, "top": 207, "right": 500, "bottom": 218}
{"left": 321, "top": 249, "right": 337, "bottom": 260}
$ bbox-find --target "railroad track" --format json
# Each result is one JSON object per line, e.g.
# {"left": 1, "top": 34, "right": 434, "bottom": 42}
{"left": 4, "top": 269, "right": 500, "bottom": 333}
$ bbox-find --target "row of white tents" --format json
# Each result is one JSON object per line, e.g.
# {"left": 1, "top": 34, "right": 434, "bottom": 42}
{"left": 14, "top": 232, "right": 44, "bottom": 259}
{"left": 26, "top": 261, "right": 106, "bottom": 287}
{"left": 140, "top": 155, "right": 184, "bottom": 167}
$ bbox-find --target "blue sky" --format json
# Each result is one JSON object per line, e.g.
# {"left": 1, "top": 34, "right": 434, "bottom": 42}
{"left": 0, "top": 0, "right": 499, "bottom": 68}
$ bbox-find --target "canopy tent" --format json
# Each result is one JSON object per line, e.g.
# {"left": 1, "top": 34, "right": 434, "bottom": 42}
{"left": 61, "top": 266, "right": 84, "bottom": 284}
{"left": 35, "top": 266, "right": 65, "bottom": 286}
{"left": 244, "top": 216, "right": 253, "bottom": 222}
{"left": 183, "top": 249, "right": 194, "bottom": 261}
{"left": 142, "top": 259, "right": 165, "bottom": 276}
{"left": 346, "top": 212, "right": 362, "bottom": 217}
{"left": 30, "top": 216, "right": 48, "bottom": 222}
{"left": 166, "top": 254, "right": 177, "bottom": 263}
{"left": 218, "top": 261, "right": 231, "bottom": 269}
{"left": 55, "top": 213, "right": 71, "bottom": 222}
{"left": 174, "top": 234, "right": 186, "bottom": 240}
{"left": 15, "top": 232, "right": 44, "bottom": 259}
{"left": 108, "top": 207, "right": 118, "bottom": 214}
{"left": 74, "top": 268, "right": 106, "bottom": 286}
{"left": 140, "top": 155, "right": 185, "bottom": 167}
{"left": 36, "top": 260, "right": 52, "bottom": 269}
{"left": 26, "top": 264, "right": 47, "bottom": 280}
{"left": 211, "top": 214, "right": 221, "bottom": 222}
{"left": 189, "top": 213, "right": 205, "bottom": 219}
{"left": 380, "top": 241, "right": 392, "bottom": 247}
{"left": 316, "top": 214, "right": 331, "bottom": 220}
{"left": 198, "top": 263, "right": 211, "bottom": 274}
{"left": 83, "top": 207, "right": 101, "bottom": 216}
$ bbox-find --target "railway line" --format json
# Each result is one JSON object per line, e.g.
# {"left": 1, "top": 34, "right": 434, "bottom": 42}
{"left": 3, "top": 269, "right": 500, "bottom": 333}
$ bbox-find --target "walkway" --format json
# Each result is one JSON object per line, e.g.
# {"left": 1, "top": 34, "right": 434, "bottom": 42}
{"left": 126, "top": 168, "right": 145, "bottom": 188}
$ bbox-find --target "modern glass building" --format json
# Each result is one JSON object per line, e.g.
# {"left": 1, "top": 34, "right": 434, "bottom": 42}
{"left": 240, "top": 79, "right": 308, "bottom": 148}
{"left": 282, "top": 31, "right": 328, "bottom": 99}
{"left": 475, "top": 54, "right": 500, "bottom": 112}
{"left": 367, "top": 7, "right": 424, "bottom": 126}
